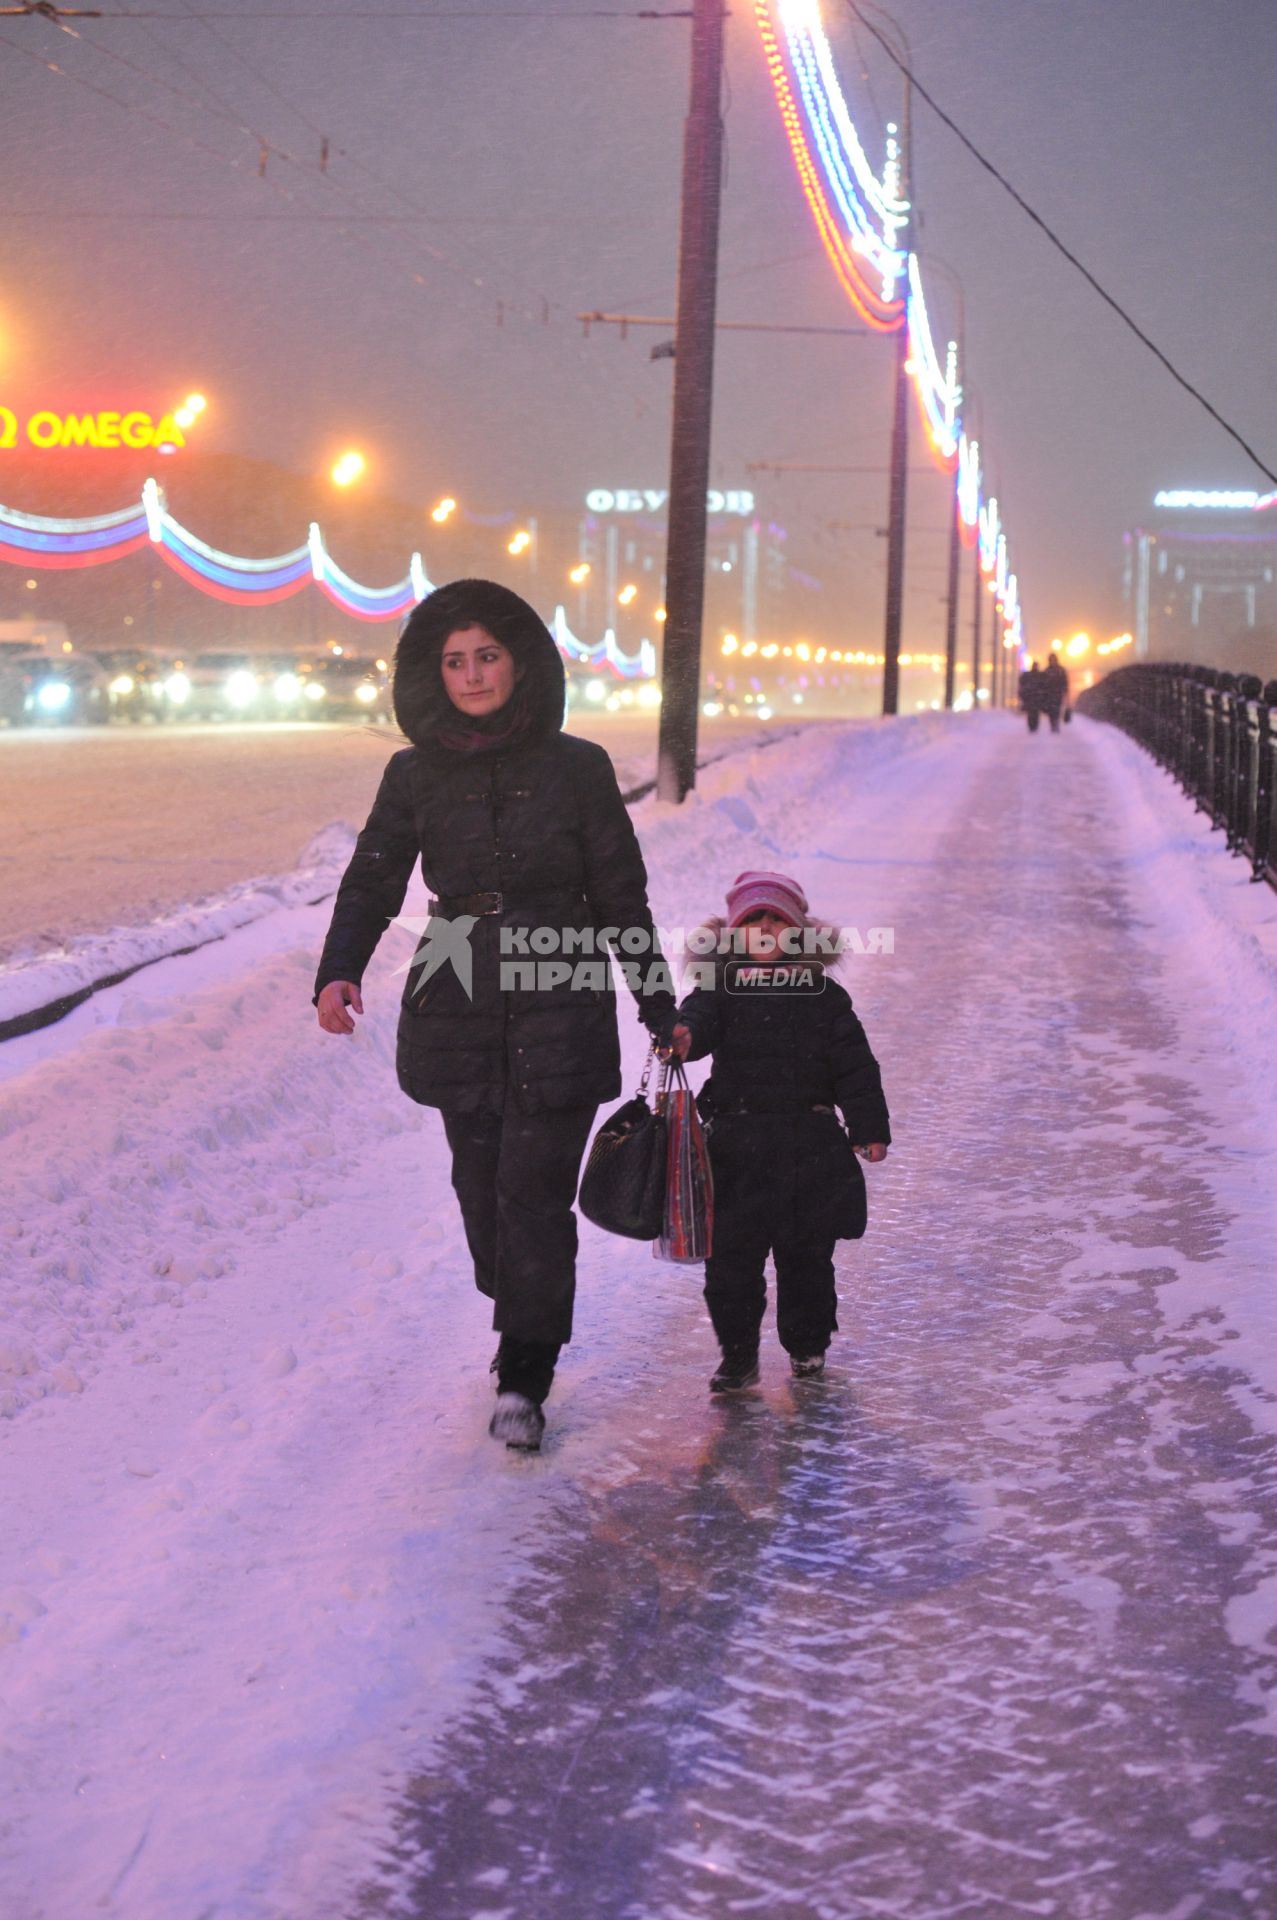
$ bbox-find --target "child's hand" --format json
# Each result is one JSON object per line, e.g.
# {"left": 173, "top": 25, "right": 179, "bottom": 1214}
{"left": 656, "top": 1022, "right": 692, "bottom": 1062}
{"left": 855, "top": 1142, "right": 889, "bottom": 1164}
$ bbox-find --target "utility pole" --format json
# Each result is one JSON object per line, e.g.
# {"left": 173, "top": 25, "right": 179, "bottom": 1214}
{"left": 971, "top": 538, "right": 983, "bottom": 707}
{"left": 656, "top": 0, "right": 726, "bottom": 804}
{"left": 942, "top": 474, "right": 960, "bottom": 710}
{"left": 880, "top": 101, "right": 911, "bottom": 717}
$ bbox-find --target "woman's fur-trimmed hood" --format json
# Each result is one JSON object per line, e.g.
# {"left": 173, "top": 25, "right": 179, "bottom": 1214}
{"left": 392, "top": 578, "right": 566, "bottom": 748}
{"left": 678, "top": 913, "right": 849, "bottom": 983}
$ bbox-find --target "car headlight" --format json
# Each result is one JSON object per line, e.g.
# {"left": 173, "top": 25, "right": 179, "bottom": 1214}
{"left": 109, "top": 674, "right": 135, "bottom": 696}
{"left": 354, "top": 682, "right": 378, "bottom": 704}
{"left": 304, "top": 681, "right": 326, "bottom": 703}
{"left": 225, "top": 669, "right": 258, "bottom": 707}
{"left": 274, "top": 673, "right": 301, "bottom": 702}
{"left": 164, "top": 672, "right": 191, "bottom": 704}
{"left": 37, "top": 680, "right": 72, "bottom": 712}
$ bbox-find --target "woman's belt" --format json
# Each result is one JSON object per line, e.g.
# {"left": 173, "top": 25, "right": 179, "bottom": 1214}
{"left": 426, "top": 889, "right": 586, "bottom": 917}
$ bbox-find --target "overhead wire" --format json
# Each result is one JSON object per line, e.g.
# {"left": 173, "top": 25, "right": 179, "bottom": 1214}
{"left": 844, "top": 0, "right": 1277, "bottom": 487}
{"left": 106, "top": 0, "right": 568, "bottom": 319}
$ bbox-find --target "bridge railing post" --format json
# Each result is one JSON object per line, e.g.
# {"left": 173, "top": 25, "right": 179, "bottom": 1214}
{"left": 1254, "top": 682, "right": 1277, "bottom": 885}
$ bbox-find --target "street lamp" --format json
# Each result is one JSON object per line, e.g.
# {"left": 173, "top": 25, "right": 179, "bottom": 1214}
{"left": 331, "top": 450, "right": 367, "bottom": 488}
{"left": 174, "top": 392, "right": 208, "bottom": 431}
{"left": 431, "top": 497, "right": 457, "bottom": 524}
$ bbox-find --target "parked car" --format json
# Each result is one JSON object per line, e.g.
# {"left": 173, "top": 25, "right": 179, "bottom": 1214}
{"left": 307, "top": 653, "right": 392, "bottom": 723}
{"left": 89, "top": 649, "right": 173, "bottom": 722}
{"left": 155, "top": 651, "right": 271, "bottom": 722}
{"left": 0, "top": 650, "right": 111, "bottom": 726}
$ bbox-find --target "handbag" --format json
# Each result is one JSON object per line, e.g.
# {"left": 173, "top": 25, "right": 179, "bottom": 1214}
{"left": 578, "top": 1044, "right": 668, "bottom": 1240}
{"left": 656, "top": 1059, "right": 715, "bottom": 1263}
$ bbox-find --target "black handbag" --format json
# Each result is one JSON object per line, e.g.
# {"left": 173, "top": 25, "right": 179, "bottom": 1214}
{"left": 578, "top": 1045, "right": 668, "bottom": 1240}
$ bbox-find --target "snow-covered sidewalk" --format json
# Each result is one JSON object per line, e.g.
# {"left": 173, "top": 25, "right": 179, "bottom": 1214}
{"left": 3, "top": 713, "right": 1277, "bottom": 1919}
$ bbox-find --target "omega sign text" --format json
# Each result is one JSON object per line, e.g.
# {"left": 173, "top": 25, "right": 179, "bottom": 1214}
{"left": 0, "top": 407, "right": 187, "bottom": 452}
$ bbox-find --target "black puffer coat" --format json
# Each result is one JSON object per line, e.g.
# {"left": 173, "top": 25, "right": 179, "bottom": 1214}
{"left": 670, "top": 958, "right": 891, "bottom": 1241}
{"left": 675, "top": 963, "right": 891, "bottom": 1138}
{"left": 314, "top": 580, "right": 674, "bottom": 1115}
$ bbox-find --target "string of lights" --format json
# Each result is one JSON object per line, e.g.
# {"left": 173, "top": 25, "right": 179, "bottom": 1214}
{"left": 754, "top": 0, "right": 1025, "bottom": 654}
{"left": 0, "top": 486, "right": 658, "bottom": 670}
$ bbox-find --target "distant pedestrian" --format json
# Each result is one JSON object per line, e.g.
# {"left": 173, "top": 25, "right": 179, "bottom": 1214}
{"left": 1019, "top": 658, "right": 1045, "bottom": 733}
{"left": 661, "top": 871, "right": 891, "bottom": 1393}
{"left": 1040, "top": 653, "right": 1070, "bottom": 733}
{"left": 313, "top": 580, "right": 674, "bottom": 1454}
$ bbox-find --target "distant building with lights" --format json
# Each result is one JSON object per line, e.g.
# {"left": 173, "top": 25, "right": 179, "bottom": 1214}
{"left": 1125, "top": 489, "right": 1277, "bottom": 675}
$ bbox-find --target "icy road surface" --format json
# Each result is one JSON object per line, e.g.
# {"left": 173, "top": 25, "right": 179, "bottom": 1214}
{"left": 0, "top": 710, "right": 771, "bottom": 967}
{"left": 2, "top": 713, "right": 1277, "bottom": 1920}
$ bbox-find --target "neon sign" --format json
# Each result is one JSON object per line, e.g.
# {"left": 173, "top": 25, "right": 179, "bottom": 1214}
{"left": 586, "top": 487, "right": 756, "bottom": 516}
{"left": 0, "top": 407, "right": 189, "bottom": 452}
{"left": 1153, "top": 489, "right": 1277, "bottom": 512}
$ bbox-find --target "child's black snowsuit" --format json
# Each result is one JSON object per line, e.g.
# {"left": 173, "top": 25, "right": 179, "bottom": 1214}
{"left": 672, "top": 963, "right": 891, "bottom": 1359}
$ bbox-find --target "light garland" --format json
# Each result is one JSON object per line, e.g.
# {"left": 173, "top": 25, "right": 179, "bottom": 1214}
{"left": 779, "top": 0, "right": 906, "bottom": 297}
{"left": 551, "top": 607, "right": 655, "bottom": 681}
{"left": 906, "top": 256, "right": 960, "bottom": 462}
{"left": 0, "top": 488, "right": 654, "bottom": 673}
{"left": 753, "top": 0, "right": 903, "bottom": 329}
{"left": 755, "top": 0, "right": 1027, "bottom": 652}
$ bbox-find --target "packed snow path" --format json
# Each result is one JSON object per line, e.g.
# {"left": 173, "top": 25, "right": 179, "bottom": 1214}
{"left": 2, "top": 713, "right": 1276, "bottom": 1920}
{"left": 358, "top": 724, "right": 1277, "bottom": 1920}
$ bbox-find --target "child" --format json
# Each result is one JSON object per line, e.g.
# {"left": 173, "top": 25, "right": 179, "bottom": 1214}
{"left": 661, "top": 870, "right": 890, "bottom": 1392}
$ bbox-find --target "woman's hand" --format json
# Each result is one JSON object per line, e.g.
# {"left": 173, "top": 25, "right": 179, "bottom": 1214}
{"left": 656, "top": 1021, "right": 692, "bottom": 1062}
{"left": 855, "top": 1142, "right": 889, "bottom": 1164}
{"left": 317, "top": 981, "right": 364, "bottom": 1034}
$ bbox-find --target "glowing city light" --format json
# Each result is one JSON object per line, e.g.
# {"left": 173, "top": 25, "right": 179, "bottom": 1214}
{"left": 431, "top": 497, "right": 457, "bottom": 524}
{"left": 507, "top": 529, "right": 532, "bottom": 556}
{"left": 569, "top": 561, "right": 591, "bottom": 585}
{"left": 330, "top": 451, "right": 367, "bottom": 488}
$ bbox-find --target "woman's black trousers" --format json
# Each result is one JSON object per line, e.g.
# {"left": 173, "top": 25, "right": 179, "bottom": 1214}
{"left": 442, "top": 1102, "right": 598, "bottom": 1363}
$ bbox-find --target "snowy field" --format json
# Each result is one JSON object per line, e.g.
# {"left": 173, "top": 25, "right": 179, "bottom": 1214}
{"left": 3, "top": 712, "right": 1277, "bottom": 1918}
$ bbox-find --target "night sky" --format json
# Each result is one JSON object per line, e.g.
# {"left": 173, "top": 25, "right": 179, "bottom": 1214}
{"left": 4, "top": 0, "right": 1276, "bottom": 654}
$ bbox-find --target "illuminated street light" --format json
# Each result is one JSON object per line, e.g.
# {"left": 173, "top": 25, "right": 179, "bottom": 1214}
{"left": 331, "top": 450, "right": 367, "bottom": 488}
{"left": 508, "top": 529, "right": 532, "bottom": 556}
{"left": 617, "top": 583, "right": 637, "bottom": 606}
{"left": 431, "top": 497, "right": 457, "bottom": 524}
{"left": 569, "top": 562, "right": 591, "bottom": 585}
{"left": 654, "top": 605, "right": 667, "bottom": 623}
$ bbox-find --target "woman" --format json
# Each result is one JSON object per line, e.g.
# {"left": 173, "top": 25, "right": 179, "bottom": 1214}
{"left": 314, "top": 579, "right": 674, "bottom": 1452}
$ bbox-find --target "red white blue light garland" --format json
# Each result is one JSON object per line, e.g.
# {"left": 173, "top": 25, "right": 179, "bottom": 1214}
{"left": 0, "top": 482, "right": 655, "bottom": 677}
{"left": 757, "top": 0, "right": 1024, "bottom": 653}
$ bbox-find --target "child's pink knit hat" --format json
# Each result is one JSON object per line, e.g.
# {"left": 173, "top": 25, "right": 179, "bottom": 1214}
{"left": 725, "top": 870, "right": 809, "bottom": 929}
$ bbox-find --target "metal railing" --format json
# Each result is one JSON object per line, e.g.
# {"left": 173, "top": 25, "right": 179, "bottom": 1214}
{"left": 1076, "top": 663, "right": 1277, "bottom": 890}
